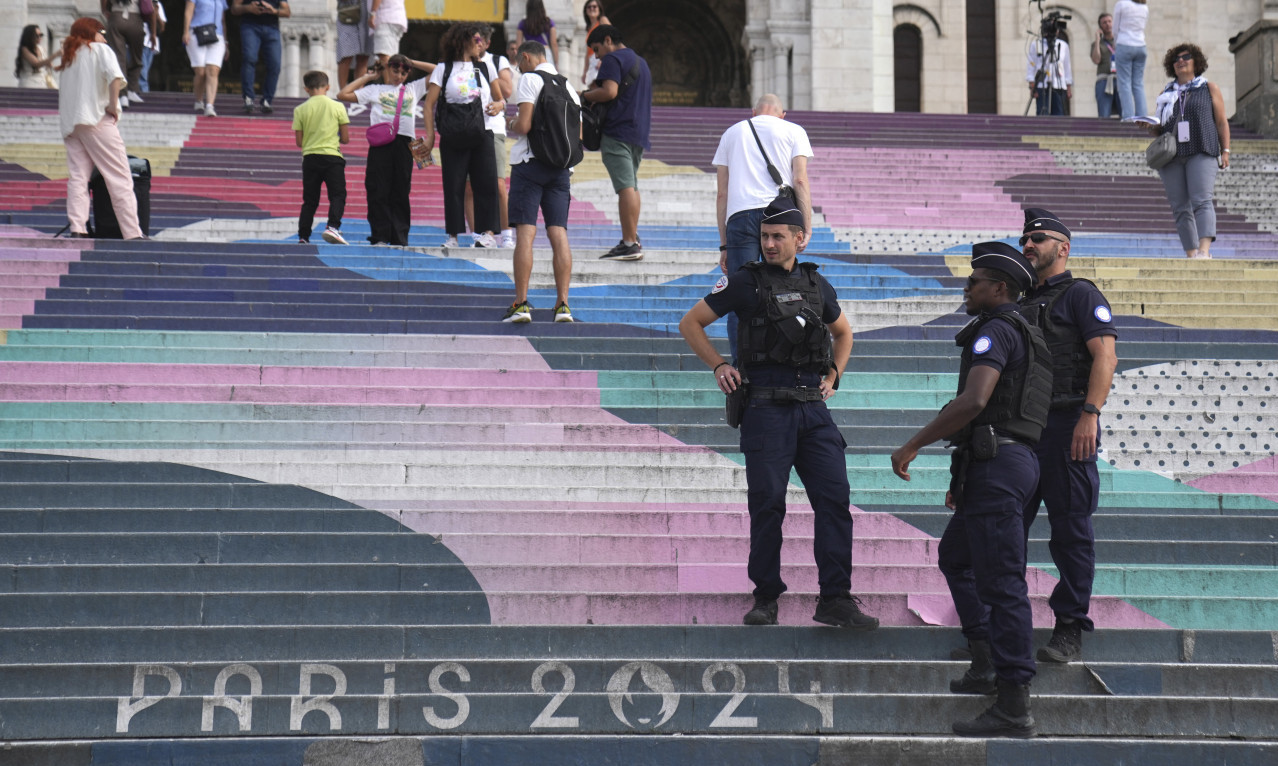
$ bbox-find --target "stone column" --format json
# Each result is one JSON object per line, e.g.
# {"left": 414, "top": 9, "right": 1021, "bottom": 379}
{"left": 749, "top": 45, "right": 765, "bottom": 105}
{"left": 283, "top": 28, "right": 302, "bottom": 100}
{"left": 771, "top": 36, "right": 790, "bottom": 108}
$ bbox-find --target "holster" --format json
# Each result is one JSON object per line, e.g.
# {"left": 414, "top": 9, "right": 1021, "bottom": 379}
{"left": 725, "top": 380, "right": 751, "bottom": 429}
{"left": 969, "top": 424, "right": 999, "bottom": 461}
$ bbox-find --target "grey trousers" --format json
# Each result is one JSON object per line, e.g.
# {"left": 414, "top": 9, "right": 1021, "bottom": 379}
{"left": 1158, "top": 152, "right": 1219, "bottom": 251}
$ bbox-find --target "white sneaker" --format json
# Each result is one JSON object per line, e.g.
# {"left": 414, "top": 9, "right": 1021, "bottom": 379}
{"left": 127, "top": 91, "right": 144, "bottom": 103}
{"left": 119, "top": 94, "right": 129, "bottom": 108}
{"left": 321, "top": 227, "right": 348, "bottom": 245}
{"left": 204, "top": 103, "right": 218, "bottom": 117}
{"left": 501, "top": 230, "right": 516, "bottom": 248}
{"left": 194, "top": 100, "right": 204, "bottom": 112}
{"left": 472, "top": 232, "right": 497, "bottom": 248}
{"left": 443, "top": 236, "right": 459, "bottom": 248}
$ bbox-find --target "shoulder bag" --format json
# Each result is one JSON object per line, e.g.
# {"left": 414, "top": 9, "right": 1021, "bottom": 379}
{"left": 434, "top": 61, "right": 488, "bottom": 149}
{"left": 366, "top": 85, "right": 405, "bottom": 147}
{"left": 1147, "top": 90, "right": 1186, "bottom": 170}
{"left": 581, "top": 56, "right": 640, "bottom": 151}
{"left": 746, "top": 118, "right": 795, "bottom": 199}
{"left": 337, "top": 0, "right": 361, "bottom": 24}
{"left": 192, "top": 23, "right": 219, "bottom": 45}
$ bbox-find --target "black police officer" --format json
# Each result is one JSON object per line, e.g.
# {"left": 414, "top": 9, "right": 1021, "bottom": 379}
{"left": 891, "top": 242, "right": 1052, "bottom": 738}
{"left": 679, "top": 195, "right": 878, "bottom": 631}
{"left": 1018, "top": 207, "right": 1117, "bottom": 663}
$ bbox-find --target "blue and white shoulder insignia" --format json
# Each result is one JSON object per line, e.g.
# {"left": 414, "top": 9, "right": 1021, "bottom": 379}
{"left": 1094, "top": 305, "right": 1113, "bottom": 323}
{"left": 711, "top": 275, "right": 729, "bottom": 294}
{"left": 973, "top": 336, "right": 993, "bottom": 354}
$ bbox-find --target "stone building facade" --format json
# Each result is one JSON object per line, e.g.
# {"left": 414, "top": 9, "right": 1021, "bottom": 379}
{"left": 5, "top": 0, "right": 1276, "bottom": 118}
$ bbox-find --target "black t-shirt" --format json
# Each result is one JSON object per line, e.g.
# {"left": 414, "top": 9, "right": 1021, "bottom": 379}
{"left": 240, "top": 0, "right": 283, "bottom": 29}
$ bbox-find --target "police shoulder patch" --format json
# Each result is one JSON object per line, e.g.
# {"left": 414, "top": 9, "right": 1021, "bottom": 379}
{"left": 973, "top": 336, "right": 993, "bottom": 354}
{"left": 711, "top": 275, "right": 729, "bottom": 294}
{"left": 1094, "top": 305, "right": 1113, "bottom": 323}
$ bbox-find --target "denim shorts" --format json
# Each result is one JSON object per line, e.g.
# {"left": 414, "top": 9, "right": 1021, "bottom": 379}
{"left": 508, "top": 159, "right": 571, "bottom": 228}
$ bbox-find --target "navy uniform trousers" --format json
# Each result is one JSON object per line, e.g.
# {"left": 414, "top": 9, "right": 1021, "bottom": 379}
{"left": 1023, "top": 407, "right": 1100, "bottom": 631}
{"left": 739, "top": 369, "right": 853, "bottom": 601}
{"left": 938, "top": 442, "right": 1039, "bottom": 685}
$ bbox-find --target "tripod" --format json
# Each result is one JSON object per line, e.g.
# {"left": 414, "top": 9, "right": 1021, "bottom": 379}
{"left": 1025, "top": 34, "right": 1064, "bottom": 116}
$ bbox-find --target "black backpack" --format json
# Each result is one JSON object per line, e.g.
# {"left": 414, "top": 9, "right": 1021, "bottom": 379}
{"left": 527, "top": 70, "right": 583, "bottom": 169}
{"left": 435, "top": 59, "right": 490, "bottom": 149}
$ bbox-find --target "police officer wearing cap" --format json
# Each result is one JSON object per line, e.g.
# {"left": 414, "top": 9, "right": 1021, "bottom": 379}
{"left": 679, "top": 195, "right": 878, "bottom": 631}
{"left": 891, "top": 242, "right": 1053, "bottom": 738}
{"left": 1018, "top": 207, "right": 1118, "bottom": 663}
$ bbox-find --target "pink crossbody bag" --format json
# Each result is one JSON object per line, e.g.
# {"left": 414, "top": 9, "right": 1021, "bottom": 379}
{"left": 366, "top": 85, "right": 405, "bottom": 147}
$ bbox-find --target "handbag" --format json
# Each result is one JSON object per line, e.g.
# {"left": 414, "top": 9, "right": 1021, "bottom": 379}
{"left": 746, "top": 118, "right": 795, "bottom": 199}
{"left": 366, "top": 85, "right": 405, "bottom": 147}
{"left": 139, "top": 0, "right": 154, "bottom": 17}
{"left": 337, "top": 0, "right": 361, "bottom": 25}
{"left": 192, "top": 23, "right": 218, "bottom": 46}
{"left": 1145, "top": 131, "right": 1177, "bottom": 170}
{"left": 434, "top": 61, "right": 488, "bottom": 149}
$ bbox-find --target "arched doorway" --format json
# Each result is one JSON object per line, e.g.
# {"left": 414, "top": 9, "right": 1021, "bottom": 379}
{"left": 966, "top": 0, "right": 997, "bottom": 113}
{"left": 894, "top": 24, "right": 922, "bottom": 112}
{"left": 593, "top": 0, "right": 748, "bottom": 107}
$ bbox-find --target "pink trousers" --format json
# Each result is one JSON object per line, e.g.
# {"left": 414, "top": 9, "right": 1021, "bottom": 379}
{"left": 65, "top": 115, "right": 142, "bottom": 238}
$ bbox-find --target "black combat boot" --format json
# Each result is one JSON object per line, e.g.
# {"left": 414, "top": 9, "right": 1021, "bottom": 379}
{"left": 949, "top": 639, "right": 997, "bottom": 695}
{"left": 1037, "top": 618, "right": 1083, "bottom": 663}
{"left": 953, "top": 677, "right": 1036, "bottom": 738}
{"left": 812, "top": 592, "right": 879, "bottom": 630}
{"left": 743, "top": 597, "right": 778, "bottom": 625}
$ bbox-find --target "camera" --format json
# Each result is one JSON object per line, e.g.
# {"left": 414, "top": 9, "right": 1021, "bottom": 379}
{"left": 1040, "top": 10, "right": 1070, "bottom": 39}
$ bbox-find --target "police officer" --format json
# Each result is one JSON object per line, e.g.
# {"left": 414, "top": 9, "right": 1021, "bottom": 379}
{"left": 891, "top": 242, "right": 1052, "bottom": 738}
{"left": 1018, "top": 207, "right": 1118, "bottom": 663}
{"left": 678, "top": 195, "right": 878, "bottom": 631}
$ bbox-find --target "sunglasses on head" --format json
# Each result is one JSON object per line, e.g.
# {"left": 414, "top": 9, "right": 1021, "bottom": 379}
{"left": 1019, "top": 231, "right": 1065, "bottom": 247}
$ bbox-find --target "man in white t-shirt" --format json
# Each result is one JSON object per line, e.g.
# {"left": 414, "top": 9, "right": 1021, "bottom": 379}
{"left": 711, "top": 93, "right": 813, "bottom": 358}
{"left": 500, "top": 40, "right": 581, "bottom": 324}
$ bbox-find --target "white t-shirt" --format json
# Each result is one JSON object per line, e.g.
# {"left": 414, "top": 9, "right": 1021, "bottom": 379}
{"left": 480, "top": 52, "right": 513, "bottom": 136}
{"left": 1026, "top": 39, "right": 1072, "bottom": 90}
{"left": 355, "top": 78, "right": 426, "bottom": 139}
{"left": 711, "top": 115, "right": 813, "bottom": 219}
{"left": 428, "top": 60, "right": 492, "bottom": 108}
{"left": 58, "top": 42, "right": 125, "bottom": 137}
{"left": 1112, "top": 0, "right": 1148, "bottom": 47}
{"left": 510, "top": 61, "right": 581, "bottom": 166}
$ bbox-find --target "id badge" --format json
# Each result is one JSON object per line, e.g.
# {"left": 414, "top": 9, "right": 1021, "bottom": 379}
{"left": 1177, "top": 121, "right": 1191, "bottom": 143}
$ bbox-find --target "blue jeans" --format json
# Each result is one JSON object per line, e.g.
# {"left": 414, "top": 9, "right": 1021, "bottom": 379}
{"left": 1094, "top": 78, "right": 1120, "bottom": 118}
{"left": 1115, "top": 44, "right": 1146, "bottom": 120}
{"left": 240, "top": 23, "right": 281, "bottom": 103}
{"left": 140, "top": 47, "right": 155, "bottom": 92}
{"left": 724, "top": 207, "right": 765, "bottom": 361}
{"left": 1035, "top": 88, "right": 1066, "bottom": 116}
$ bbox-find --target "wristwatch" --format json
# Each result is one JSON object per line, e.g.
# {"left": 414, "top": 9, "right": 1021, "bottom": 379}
{"left": 1082, "top": 403, "right": 1102, "bottom": 416}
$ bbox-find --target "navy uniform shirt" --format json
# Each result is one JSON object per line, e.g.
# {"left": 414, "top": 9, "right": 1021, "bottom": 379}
{"left": 703, "top": 262, "right": 841, "bottom": 383}
{"left": 1021, "top": 270, "right": 1118, "bottom": 344}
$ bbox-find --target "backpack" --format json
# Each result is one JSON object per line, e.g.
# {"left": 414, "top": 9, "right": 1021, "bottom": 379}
{"left": 435, "top": 60, "right": 490, "bottom": 149}
{"left": 528, "top": 70, "right": 583, "bottom": 169}
{"left": 581, "top": 57, "right": 641, "bottom": 151}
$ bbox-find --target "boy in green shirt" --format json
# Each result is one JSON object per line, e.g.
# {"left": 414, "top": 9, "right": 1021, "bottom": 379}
{"left": 292, "top": 70, "right": 351, "bottom": 244}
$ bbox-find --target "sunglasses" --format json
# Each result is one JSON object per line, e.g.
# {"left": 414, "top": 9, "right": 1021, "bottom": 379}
{"left": 1018, "top": 231, "right": 1066, "bottom": 247}
{"left": 1175, "top": 52, "right": 1194, "bottom": 63}
{"left": 966, "top": 276, "right": 1002, "bottom": 289}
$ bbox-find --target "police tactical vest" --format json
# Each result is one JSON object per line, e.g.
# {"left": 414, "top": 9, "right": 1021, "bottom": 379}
{"left": 952, "top": 310, "right": 1053, "bottom": 444}
{"left": 1019, "top": 278, "right": 1097, "bottom": 405}
{"left": 736, "top": 261, "right": 834, "bottom": 374}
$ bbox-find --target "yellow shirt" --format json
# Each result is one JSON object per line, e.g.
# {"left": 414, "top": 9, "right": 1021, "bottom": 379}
{"left": 291, "top": 95, "right": 350, "bottom": 157}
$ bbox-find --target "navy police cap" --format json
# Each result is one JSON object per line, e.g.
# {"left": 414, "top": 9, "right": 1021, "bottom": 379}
{"left": 971, "top": 241, "right": 1035, "bottom": 293}
{"left": 1023, "top": 207, "right": 1071, "bottom": 239}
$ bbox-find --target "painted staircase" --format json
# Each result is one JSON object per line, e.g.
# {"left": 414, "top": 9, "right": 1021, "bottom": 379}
{"left": 0, "top": 87, "right": 1276, "bottom": 763}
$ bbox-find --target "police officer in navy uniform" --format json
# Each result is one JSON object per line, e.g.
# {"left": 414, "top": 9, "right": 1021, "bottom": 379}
{"left": 1018, "top": 207, "right": 1118, "bottom": 663}
{"left": 679, "top": 195, "right": 878, "bottom": 631}
{"left": 892, "top": 242, "right": 1053, "bottom": 738}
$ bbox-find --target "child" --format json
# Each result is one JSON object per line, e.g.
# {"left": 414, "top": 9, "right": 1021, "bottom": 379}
{"left": 292, "top": 70, "right": 350, "bottom": 244}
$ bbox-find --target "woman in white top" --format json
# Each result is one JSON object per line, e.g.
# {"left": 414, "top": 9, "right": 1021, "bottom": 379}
{"left": 15, "top": 25, "right": 57, "bottom": 88}
{"left": 337, "top": 52, "right": 435, "bottom": 246}
{"left": 1112, "top": 0, "right": 1149, "bottom": 119}
{"left": 55, "top": 17, "right": 143, "bottom": 239}
{"left": 422, "top": 22, "right": 507, "bottom": 248}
